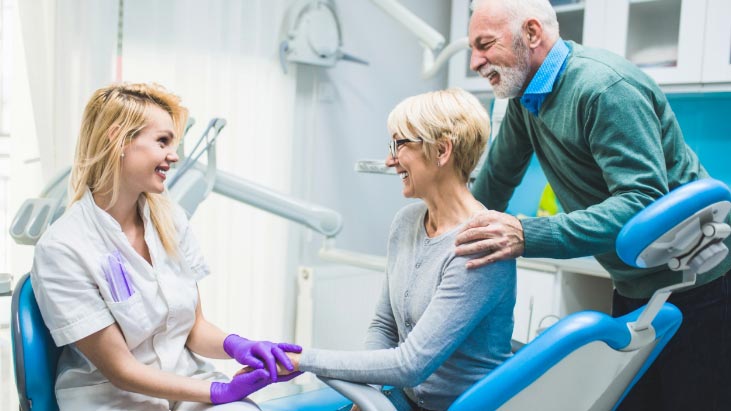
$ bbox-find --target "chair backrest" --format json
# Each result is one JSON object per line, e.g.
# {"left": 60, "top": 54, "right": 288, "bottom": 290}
{"left": 448, "top": 304, "right": 681, "bottom": 411}
{"left": 449, "top": 178, "right": 730, "bottom": 411}
{"left": 11, "top": 273, "right": 62, "bottom": 411}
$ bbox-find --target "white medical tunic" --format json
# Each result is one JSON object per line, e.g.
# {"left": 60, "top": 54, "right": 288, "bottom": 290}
{"left": 31, "top": 189, "right": 228, "bottom": 411}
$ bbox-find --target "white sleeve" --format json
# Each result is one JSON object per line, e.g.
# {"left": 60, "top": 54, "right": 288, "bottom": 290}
{"left": 31, "top": 239, "right": 115, "bottom": 347}
{"left": 174, "top": 207, "right": 210, "bottom": 281}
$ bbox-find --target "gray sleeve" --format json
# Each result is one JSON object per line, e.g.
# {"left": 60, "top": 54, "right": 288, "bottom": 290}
{"left": 364, "top": 275, "right": 398, "bottom": 350}
{"left": 298, "top": 259, "right": 516, "bottom": 387}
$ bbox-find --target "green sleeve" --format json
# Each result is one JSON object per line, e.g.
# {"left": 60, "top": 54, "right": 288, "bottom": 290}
{"left": 522, "top": 79, "right": 669, "bottom": 258}
{"left": 472, "top": 100, "right": 534, "bottom": 212}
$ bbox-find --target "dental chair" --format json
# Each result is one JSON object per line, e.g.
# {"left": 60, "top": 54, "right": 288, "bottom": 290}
{"left": 11, "top": 273, "right": 61, "bottom": 411}
{"left": 259, "top": 178, "right": 731, "bottom": 411}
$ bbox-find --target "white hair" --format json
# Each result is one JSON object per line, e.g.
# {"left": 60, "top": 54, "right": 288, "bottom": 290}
{"left": 471, "top": 0, "right": 560, "bottom": 40}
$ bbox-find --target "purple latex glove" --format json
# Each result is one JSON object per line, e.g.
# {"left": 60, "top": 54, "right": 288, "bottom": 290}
{"left": 223, "top": 334, "right": 302, "bottom": 382}
{"left": 210, "top": 369, "right": 271, "bottom": 404}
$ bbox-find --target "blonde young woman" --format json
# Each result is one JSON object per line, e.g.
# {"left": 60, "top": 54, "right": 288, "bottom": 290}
{"left": 285, "top": 88, "right": 517, "bottom": 411}
{"left": 31, "top": 83, "right": 300, "bottom": 411}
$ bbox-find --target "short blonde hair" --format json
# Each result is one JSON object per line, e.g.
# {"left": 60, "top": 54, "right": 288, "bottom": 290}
{"left": 70, "top": 83, "right": 188, "bottom": 255}
{"left": 387, "top": 88, "right": 490, "bottom": 182}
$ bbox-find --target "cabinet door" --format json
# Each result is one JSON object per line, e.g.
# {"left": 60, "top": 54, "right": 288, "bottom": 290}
{"left": 512, "top": 267, "right": 559, "bottom": 343}
{"left": 604, "top": 0, "right": 706, "bottom": 85}
{"left": 702, "top": 0, "right": 731, "bottom": 83}
{"left": 448, "top": 0, "right": 596, "bottom": 93}
{"left": 447, "top": 0, "right": 485, "bottom": 93}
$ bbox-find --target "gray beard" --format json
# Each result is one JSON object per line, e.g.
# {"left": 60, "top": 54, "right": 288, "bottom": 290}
{"left": 480, "top": 39, "right": 531, "bottom": 99}
{"left": 491, "top": 64, "right": 529, "bottom": 99}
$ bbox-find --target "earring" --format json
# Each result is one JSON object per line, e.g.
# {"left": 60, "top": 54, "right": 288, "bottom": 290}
{"left": 121, "top": 152, "right": 125, "bottom": 158}
{"left": 436, "top": 160, "right": 441, "bottom": 168}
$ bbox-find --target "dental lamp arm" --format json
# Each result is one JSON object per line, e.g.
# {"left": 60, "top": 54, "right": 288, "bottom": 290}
{"left": 421, "top": 37, "right": 469, "bottom": 79}
{"left": 212, "top": 168, "right": 343, "bottom": 238}
{"left": 369, "top": 0, "right": 469, "bottom": 78}
{"left": 369, "top": 0, "right": 444, "bottom": 50}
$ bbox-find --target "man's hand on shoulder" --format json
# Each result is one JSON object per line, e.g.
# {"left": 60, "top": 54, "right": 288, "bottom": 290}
{"left": 455, "top": 210, "right": 525, "bottom": 269}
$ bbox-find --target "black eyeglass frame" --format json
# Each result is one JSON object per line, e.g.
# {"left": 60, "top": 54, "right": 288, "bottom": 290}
{"left": 388, "top": 137, "right": 424, "bottom": 158}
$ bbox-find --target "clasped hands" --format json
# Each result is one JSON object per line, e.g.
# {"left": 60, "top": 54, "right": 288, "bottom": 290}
{"left": 210, "top": 334, "right": 303, "bottom": 404}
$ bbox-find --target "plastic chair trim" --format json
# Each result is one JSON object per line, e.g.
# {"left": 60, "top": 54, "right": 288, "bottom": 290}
{"left": 448, "top": 304, "right": 682, "bottom": 411}
{"left": 11, "top": 273, "right": 30, "bottom": 411}
{"left": 616, "top": 178, "right": 731, "bottom": 267}
{"left": 11, "top": 273, "right": 61, "bottom": 411}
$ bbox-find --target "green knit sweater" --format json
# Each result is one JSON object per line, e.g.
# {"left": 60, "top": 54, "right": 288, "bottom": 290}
{"left": 473, "top": 41, "right": 731, "bottom": 298}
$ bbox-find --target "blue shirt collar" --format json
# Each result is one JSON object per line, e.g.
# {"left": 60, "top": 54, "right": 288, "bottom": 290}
{"left": 520, "top": 39, "right": 570, "bottom": 115}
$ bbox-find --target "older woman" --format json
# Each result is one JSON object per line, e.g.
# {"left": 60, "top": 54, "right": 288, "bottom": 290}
{"left": 285, "top": 88, "right": 517, "bottom": 411}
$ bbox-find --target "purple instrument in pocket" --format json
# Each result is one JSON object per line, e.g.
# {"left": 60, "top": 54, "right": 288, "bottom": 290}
{"left": 103, "top": 250, "right": 135, "bottom": 302}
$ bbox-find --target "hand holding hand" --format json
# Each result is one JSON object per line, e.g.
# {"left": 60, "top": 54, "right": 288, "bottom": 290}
{"left": 224, "top": 334, "right": 302, "bottom": 382}
{"left": 235, "top": 366, "right": 303, "bottom": 382}
{"left": 210, "top": 369, "right": 271, "bottom": 404}
{"left": 454, "top": 210, "right": 525, "bottom": 269}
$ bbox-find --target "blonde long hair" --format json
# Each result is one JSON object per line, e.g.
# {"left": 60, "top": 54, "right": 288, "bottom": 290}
{"left": 70, "top": 83, "right": 188, "bottom": 255}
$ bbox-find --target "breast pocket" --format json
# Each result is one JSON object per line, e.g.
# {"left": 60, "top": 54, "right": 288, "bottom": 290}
{"left": 107, "top": 292, "right": 154, "bottom": 349}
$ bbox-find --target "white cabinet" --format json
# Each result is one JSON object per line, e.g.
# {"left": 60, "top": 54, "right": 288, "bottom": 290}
{"left": 449, "top": 0, "right": 731, "bottom": 93}
{"left": 597, "top": 0, "right": 731, "bottom": 86}
{"left": 702, "top": 0, "right": 731, "bottom": 83}
{"left": 447, "top": 0, "right": 485, "bottom": 93}
{"left": 449, "top": 0, "right": 597, "bottom": 93}
{"left": 513, "top": 266, "right": 560, "bottom": 343}
{"left": 512, "top": 258, "right": 613, "bottom": 344}
{"left": 601, "top": 0, "right": 707, "bottom": 85}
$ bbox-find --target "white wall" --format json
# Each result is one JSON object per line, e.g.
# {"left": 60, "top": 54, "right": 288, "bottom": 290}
{"left": 291, "top": 0, "right": 450, "bottom": 261}
{"left": 287, "top": 0, "right": 451, "bottom": 349}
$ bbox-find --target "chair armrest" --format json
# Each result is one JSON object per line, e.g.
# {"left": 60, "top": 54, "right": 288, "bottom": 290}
{"left": 319, "top": 377, "right": 397, "bottom": 411}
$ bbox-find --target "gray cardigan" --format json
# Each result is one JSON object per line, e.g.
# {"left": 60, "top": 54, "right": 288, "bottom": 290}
{"left": 299, "top": 202, "right": 516, "bottom": 410}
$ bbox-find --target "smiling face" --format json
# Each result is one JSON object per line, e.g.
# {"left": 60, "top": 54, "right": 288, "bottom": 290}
{"left": 388, "top": 136, "right": 434, "bottom": 199}
{"left": 119, "top": 104, "right": 179, "bottom": 198}
{"left": 469, "top": 1, "right": 532, "bottom": 98}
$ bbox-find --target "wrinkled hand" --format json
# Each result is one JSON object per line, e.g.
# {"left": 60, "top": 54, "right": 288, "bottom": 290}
{"left": 224, "top": 334, "right": 302, "bottom": 382}
{"left": 210, "top": 369, "right": 271, "bottom": 404}
{"left": 454, "top": 210, "right": 525, "bottom": 269}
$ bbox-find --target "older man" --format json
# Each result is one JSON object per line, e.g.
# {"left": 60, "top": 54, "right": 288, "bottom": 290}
{"left": 452, "top": 0, "right": 731, "bottom": 410}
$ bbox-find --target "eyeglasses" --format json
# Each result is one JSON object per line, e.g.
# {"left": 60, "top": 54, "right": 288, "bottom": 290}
{"left": 388, "top": 137, "right": 424, "bottom": 158}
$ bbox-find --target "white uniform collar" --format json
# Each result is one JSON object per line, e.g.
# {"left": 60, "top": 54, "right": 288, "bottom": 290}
{"left": 81, "top": 187, "right": 152, "bottom": 233}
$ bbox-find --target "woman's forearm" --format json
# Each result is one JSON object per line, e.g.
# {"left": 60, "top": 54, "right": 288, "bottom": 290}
{"left": 113, "top": 358, "right": 212, "bottom": 402}
{"left": 185, "top": 289, "right": 229, "bottom": 359}
{"left": 76, "top": 323, "right": 213, "bottom": 403}
{"left": 186, "top": 316, "right": 229, "bottom": 359}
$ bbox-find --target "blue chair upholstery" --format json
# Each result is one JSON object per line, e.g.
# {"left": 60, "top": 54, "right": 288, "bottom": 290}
{"left": 11, "top": 273, "right": 61, "bottom": 411}
{"left": 447, "top": 305, "right": 681, "bottom": 411}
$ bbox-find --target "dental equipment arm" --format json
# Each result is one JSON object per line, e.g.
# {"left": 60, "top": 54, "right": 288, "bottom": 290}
{"left": 10, "top": 117, "right": 344, "bottom": 244}
{"left": 212, "top": 168, "right": 342, "bottom": 238}
{"left": 368, "top": 0, "right": 469, "bottom": 78}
